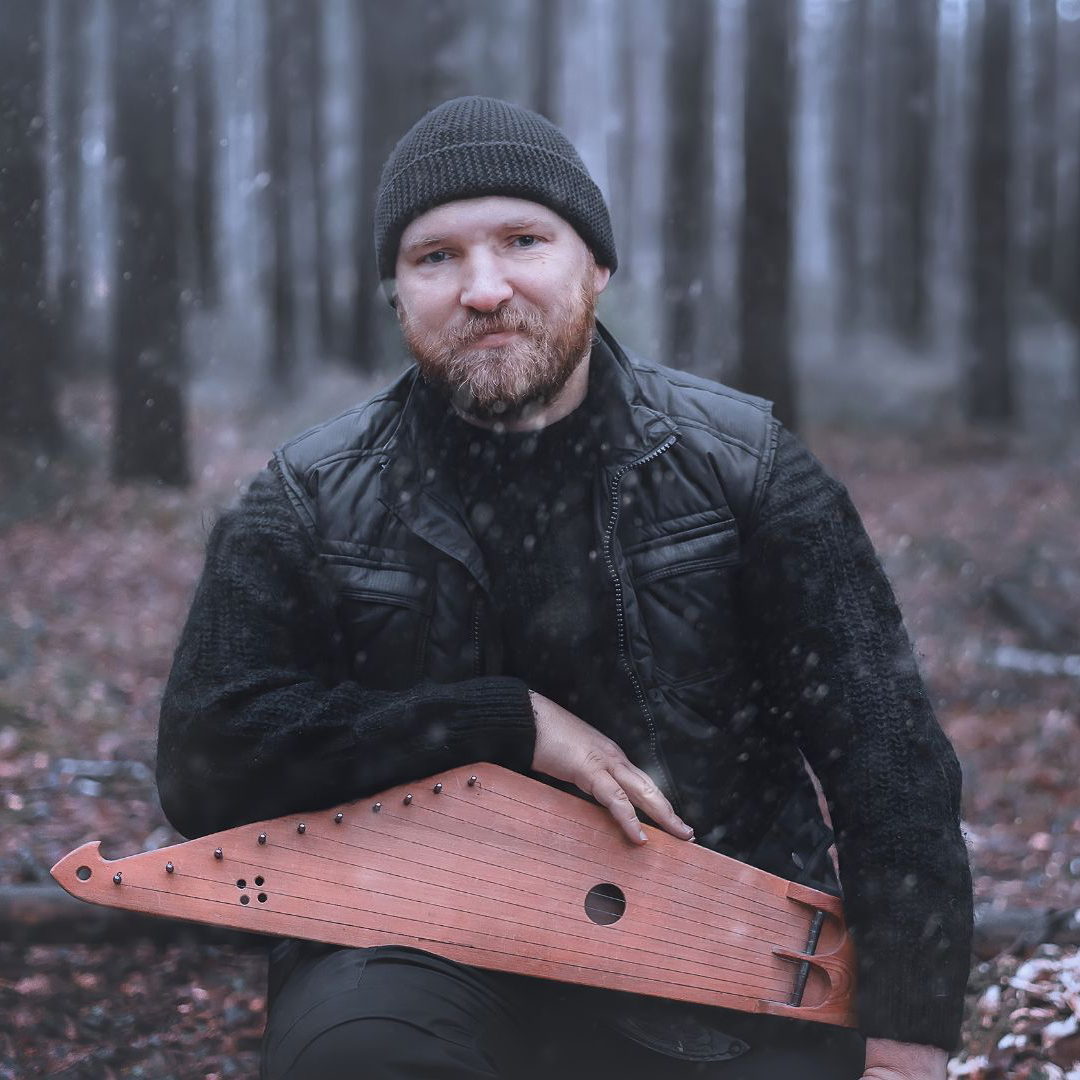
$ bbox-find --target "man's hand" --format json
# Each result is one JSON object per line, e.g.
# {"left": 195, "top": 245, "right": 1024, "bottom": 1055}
{"left": 861, "top": 1038, "right": 948, "bottom": 1080}
{"left": 529, "top": 691, "right": 695, "bottom": 845}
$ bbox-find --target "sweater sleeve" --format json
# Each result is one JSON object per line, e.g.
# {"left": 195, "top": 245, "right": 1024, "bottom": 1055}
{"left": 739, "top": 426, "right": 973, "bottom": 1051}
{"left": 156, "top": 465, "right": 536, "bottom": 840}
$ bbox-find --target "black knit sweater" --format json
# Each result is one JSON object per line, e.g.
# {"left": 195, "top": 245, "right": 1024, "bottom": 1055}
{"left": 157, "top": 423, "right": 972, "bottom": 1051}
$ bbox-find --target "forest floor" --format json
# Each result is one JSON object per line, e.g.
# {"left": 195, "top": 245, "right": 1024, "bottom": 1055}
{"left": 1, "top": 373, "right": 1079, "bottom": 1078}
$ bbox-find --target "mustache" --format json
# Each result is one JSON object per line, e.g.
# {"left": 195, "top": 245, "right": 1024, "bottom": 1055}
{"left": 447, "top": 307, "right": 548, "bottom": 348}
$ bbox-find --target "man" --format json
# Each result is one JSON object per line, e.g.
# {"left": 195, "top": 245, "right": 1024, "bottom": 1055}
{"left": 157, "top": 97, "right": 972, "bottom": 1078}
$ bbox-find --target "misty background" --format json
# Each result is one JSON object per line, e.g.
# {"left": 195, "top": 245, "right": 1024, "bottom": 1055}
{"left": 2, "top": 0, "right": 1079, "bottom": 495}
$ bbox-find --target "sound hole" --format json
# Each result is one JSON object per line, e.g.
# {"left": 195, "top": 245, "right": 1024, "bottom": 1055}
{"left": 584, "top": 883, "right": 626, "bottom": 926}
{"left": 76, "top": 866, "right": 92, "bottom": 881}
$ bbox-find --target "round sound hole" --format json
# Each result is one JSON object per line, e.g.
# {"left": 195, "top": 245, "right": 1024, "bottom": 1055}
{"left": 76, "top": 866, "right": 92, "bottom": 881}
{"left": 584, "top": 883, "right": 626, "bottom": 926}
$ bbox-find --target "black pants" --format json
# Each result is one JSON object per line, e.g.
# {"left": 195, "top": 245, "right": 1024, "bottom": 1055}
{"left": 261, "top": 945, "right": 866, "bottom": 1080}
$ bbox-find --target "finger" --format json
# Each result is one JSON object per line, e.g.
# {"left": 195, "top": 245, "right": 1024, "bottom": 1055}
{"left": 588, "top": 770, "right": 648, "bottom": 845}
{"left": 614, "top": 762, "right": 694, "bottom": 841}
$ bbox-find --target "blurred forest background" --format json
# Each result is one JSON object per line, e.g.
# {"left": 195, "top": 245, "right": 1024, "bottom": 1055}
{"left": 2, "top": 1, "right": 1080, "bottom": 1077}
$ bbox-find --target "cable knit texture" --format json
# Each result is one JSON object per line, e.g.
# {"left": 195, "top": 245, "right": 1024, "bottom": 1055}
{"left": 374, "top": 95, "right": 617, "bottom": 285}
{"left": 739, "top": 430, "right": 973, "bottom": 1049}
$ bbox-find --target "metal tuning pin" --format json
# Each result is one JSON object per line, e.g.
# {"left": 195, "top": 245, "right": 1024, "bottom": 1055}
{"left": 403, "top": 793, "right": 413, "bottom": 805}
{"left": 468, "top": 775, "right": 478, "bottom": 787}
{"left": 113, "top": 872, "right": 122, "bottom": 885}
{"left": 258, "top": 832, "right": 267, "bottom": 845}
{"left": 433, "top": 783, "right": 443, "bottom": 794}
{"left": 165, "top": 861, "right": 174, "bottom": 874}
{"left": 297, "top": 822, "right": 306, "bottom": 834}
{"left": 214, "top": 848, "right": 223, "bottom": 860}
{"left": 335, "top": 812, "right": 344, "bottom": 824}
{"left": 372, "top": 802, "right": 382, "bottom": 813}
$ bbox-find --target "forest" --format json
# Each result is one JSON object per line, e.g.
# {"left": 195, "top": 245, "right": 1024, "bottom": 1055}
{"left": 1, "top": 0, "right": 1080, "bottom": 1076}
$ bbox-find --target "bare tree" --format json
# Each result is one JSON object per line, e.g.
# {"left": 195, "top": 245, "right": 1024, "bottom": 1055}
{"left": 737, "top": 0, "right": 796, "bottom": 427}
{"left": 1028, "top": 0, "right": 1057, "bottom": 296}
{"left": 829, "top": 0, "right": 869, "bottom": 332}
{"left": 267, "top": 0, "right": 301, "bottom": 383}
{"left": 965, "top": 0, "right": 1014, "bottom": 424}
{"left": 112, "top": 0, "right": 189, "bottom": 484}
{"left": 663, "top": 0, "right": 716, "bottom": 373}
{"left": 880, "top": 0, "right": 937, "bottom": 346}
{"left": 0, "top": 1, "right": 60, "bottom": 452}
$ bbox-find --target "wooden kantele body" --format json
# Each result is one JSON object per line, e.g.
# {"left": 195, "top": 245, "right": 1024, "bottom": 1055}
{"left": 52, "top": 763, "right": 857, "bottom": 1028}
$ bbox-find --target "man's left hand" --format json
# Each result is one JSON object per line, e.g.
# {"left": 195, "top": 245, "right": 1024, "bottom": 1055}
{"left": 861, "top": 1038, "right": 948, "bottom": 1080}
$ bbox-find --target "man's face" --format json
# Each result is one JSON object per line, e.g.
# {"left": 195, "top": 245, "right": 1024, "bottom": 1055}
{"left": 394, "top": 196, "right": 611, "bottom": 422}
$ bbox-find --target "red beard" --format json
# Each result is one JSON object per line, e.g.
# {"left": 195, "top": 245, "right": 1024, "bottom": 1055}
{"left": 398, "top": 274, "right": 597, "bottom": 423}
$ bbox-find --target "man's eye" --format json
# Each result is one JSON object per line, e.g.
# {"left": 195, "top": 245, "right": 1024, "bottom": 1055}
{"left": 421, "top": 251, "right": 449, "bottom": 265}
{"left": 513, "top": 235, "right": 539, "bottom": 248}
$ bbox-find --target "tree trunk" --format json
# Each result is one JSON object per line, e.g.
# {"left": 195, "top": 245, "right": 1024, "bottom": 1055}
{"left": 965, "top": 0, "right": 1014, "bottom": 425}
{"left": 1027, "top": 0, "right": 1057, "bottom": 296}
{"left": 309, "top": 2, "right": 333, "bottom": 359}
{"left": 56, "top": 0, "right": 87, "bottom": 368}
{"left": 0, "top": 1, "right": 61, "bottom": 452}
{"left": 737, "top": 0, "right": 796, "bottom": 428}
{"left": 881, "top": 0, "right": 937, "bottom": 346}
{"left": 112, "top": 0, "right": 189, "bottom": 485}
{"left": 663, "top": 0, "right": 715, "bottom": 374}
{"left": 267, "top": 0, "right": 301, "bottom": 383}
{"left": 829, "top": 0, "right": 868, "bottom": 333}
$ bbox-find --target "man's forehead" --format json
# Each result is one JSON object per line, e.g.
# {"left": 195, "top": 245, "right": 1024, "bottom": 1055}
{"left": 400, "top": 196, "right": 567, "bottom": 245}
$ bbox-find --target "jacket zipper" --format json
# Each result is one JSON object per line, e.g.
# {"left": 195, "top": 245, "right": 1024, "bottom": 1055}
{"left": 601, "top": 432, "right": 683, "bottom": 815}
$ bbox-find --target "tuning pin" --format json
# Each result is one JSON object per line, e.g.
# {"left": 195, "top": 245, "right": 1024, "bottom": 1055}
{"left": 297, "top": 823, "right": 306, "bottom": 834}
{"left": 433, "top": 783, "right": 443, "bottom": 794}
{"left": 165, "top": 861, "right": 174, "bottom": 874}
{"left": 113, "top": 872, "right": 122, "bottom": 885}
{"left": 372, "top": 802, "right": 382, "bottom": 813}
{"left": 335, "top": 812, "right": 343, "bottom": 824}
{"left": 258, "top": 833, "right": 267, "bottom": 845}
{"left": 214, "top": 848, "right": 223, "bottom": 860}
{"left": 468, "top": 775, "right": 478, "bottom": 787}
{"left": 403, "top": 793, "right": 413, "bottom": 805}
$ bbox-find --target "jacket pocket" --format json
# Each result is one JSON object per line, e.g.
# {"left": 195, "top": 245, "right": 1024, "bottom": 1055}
{"left": 319, "top": 553, "right": 431, "bottom": 688}
{"left": 624, "top": 517, "right": 739, "bottom": 685}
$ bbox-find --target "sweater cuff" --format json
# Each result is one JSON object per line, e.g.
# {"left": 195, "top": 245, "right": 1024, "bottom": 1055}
{"left": 856, "top": 953, "right": 967, "bottom": 1051}
{"left": 439, "top": 676, "right": 537, "bottom": 775}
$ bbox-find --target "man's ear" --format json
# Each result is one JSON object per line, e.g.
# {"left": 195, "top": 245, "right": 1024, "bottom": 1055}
{"left": 592, "top": 262, "right": 612, "bottom": 297}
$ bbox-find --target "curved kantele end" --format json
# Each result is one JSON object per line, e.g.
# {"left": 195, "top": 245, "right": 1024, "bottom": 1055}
{"left": 50, "top": 841, "right": 109, "bottom": 899}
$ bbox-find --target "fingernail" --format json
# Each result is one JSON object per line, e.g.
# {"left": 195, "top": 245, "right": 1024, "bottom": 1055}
{"left": 638, "top": 830, "right": 647, "bottom": 842}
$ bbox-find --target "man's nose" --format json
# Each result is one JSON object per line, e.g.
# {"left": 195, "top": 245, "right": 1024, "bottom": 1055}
{"left": 459, "top": 252, "right": 513, "bottom": 312}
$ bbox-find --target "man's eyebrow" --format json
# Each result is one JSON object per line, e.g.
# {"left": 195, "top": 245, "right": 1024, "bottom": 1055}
{"left": 402, "top": 235, "right": 446, "bottom": 255}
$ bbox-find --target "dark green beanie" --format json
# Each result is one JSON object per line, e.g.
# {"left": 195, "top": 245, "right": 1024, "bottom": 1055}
{"left": 374, "top": 96, "right": 617, "bottom": 290}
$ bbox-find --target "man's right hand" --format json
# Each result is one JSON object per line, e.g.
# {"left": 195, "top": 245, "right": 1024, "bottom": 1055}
{"left": 529, "top": 691, "right": 695, "bottom": 846}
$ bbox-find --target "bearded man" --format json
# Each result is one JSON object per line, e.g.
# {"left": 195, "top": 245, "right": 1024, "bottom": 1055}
{"left": 157, "top": 97, "right": 972, "bottom": 1079}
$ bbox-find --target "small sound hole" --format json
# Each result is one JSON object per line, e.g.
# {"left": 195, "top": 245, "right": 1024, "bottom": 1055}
{"left": 584, "top": 883, "right": 626, "bottom": 926}
{"left": 76, "top": 866, "right": 92, "bottom": 881}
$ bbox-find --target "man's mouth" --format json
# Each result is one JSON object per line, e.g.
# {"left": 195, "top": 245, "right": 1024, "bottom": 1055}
{"left": 472, "top": 329, "right": 519, "bottom": 346}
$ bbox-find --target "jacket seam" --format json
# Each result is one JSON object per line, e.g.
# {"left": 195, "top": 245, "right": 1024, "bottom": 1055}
{"left": 746, "top": 417, "right": 780, "bottom": 535}
{"left": 271, "top": 455, "right": 318, "bottom": 538}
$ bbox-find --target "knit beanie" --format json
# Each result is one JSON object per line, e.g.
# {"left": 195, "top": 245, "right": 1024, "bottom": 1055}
{"left": 374, "top": 96, "right": 617, "bottom": 291}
